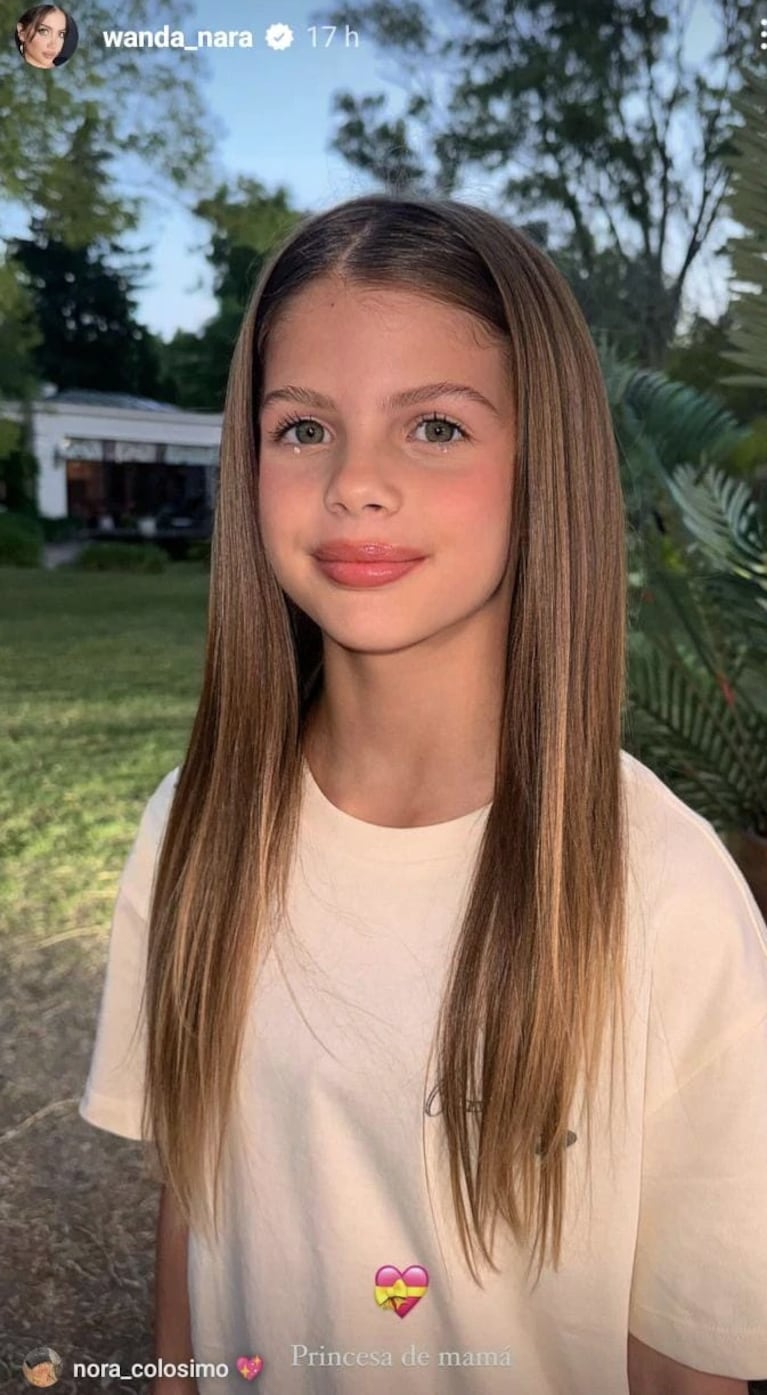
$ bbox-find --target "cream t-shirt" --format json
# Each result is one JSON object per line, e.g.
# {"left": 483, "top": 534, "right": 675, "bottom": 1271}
{"left": 79, "top": 751, "right": 767, "bottom": 1393}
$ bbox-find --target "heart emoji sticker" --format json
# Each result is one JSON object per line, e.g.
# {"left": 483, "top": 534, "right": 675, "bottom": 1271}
{"left": 236, "top": 1355, "right": 263, "bottom": 1380}
{"left": 374, "top": 1264, "right": 429, "bottom": 1319}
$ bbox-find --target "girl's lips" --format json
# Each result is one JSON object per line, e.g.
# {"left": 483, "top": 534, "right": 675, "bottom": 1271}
{"left": 313, "top": 541, "right": 424, "bottom": 561}
{"left": 313, "top": 557, "right": 425, "bottom": 588}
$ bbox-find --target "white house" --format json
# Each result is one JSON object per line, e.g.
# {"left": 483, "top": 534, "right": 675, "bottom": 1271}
{"left": 4, "top": 389, "right": 223, "bottom": 527}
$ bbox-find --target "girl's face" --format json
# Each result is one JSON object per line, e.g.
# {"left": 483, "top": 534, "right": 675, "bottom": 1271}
{"left": 258, "top": 278, "right": 517, "bottom": 660}
{"left": 18, "top": 9, "right": 67, "bottom": 66}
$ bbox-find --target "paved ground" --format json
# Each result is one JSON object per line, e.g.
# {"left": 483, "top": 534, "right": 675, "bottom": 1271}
{"left": 41, "top": 542, "right": 87, "bottom": 570}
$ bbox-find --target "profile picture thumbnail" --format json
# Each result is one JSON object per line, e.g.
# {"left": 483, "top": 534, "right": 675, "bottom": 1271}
{"left": 21, "top": 1346, "right": 63, "bottom": 1387}
{"left": 15, "top": 4, "right": 79, "bottom": 69}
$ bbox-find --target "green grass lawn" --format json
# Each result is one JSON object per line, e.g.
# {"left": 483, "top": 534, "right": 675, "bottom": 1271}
{"left": 1, "top": 563, "right": 210, "bottom": 956}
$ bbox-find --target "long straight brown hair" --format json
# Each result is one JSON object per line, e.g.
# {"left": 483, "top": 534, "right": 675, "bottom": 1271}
{"left": 141, "top": 194, "right": 630, "bottom": 1287}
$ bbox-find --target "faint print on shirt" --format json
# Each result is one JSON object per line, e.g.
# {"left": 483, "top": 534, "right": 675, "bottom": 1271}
{"left": 424, "top": 1081, "right": 577, "bottom": 1153}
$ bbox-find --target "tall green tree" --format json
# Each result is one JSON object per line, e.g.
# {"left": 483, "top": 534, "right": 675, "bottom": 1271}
{"left": 11, "top": 226, "right": 164, "bottom": 396}
{"left": 194, "top": 178, "right": 301, "bottom": 307}
{"left": 312, "top": 0, "right": 752, "bottom": 365}
{"left": 0, "top": 260, "right": 40, "bottom": 512}
{"left": 0, "top": 260, "right": 39, "bottom": 401}
{"left": 24, "top": 108, "right": 139, "bottom": 248}
{"left": 7, "top": 113, "right": 166, "bottom": 396}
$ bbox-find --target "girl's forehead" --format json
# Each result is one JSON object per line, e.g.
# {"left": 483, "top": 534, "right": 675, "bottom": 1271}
{"left": 271, "top": 283, "right": 494, "bottom": 345}
{"left": 286, "top": 276, "right": 453, "bottom": 310}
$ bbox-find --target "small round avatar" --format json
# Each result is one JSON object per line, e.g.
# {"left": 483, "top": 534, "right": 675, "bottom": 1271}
{"left": 15, "top": 5, "right": 79, "bottom": 68}
{"left": 21, "top": 1347, "right": 63, "bottom": 1388}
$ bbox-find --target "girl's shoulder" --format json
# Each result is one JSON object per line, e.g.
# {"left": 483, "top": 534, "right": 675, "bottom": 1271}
{"left": 143, "top": 765, "right": 182, "bottom": 830}
{"left": 619, "top": 748, "right": 762, "bottom": 934}
{"left": 620, "top": 747, "right": 767, "bottom": 1069}
{"left": 620, "top": 746, "right": 765, "bottom": 938}
{"left": 118, "top": 766, "right": 182, "bottom": 920}
{"left": 619, "top": 746, "right": 717, "bottom": 845}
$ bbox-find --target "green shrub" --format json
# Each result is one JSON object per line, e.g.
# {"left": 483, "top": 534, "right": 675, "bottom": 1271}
{"left": 39, "top": 515, "right": 83, "bottom": 543}
{"left": 0, "top": 510, "right": 44, "bottom": 567}
{"left": 186, "top": 539, "right": 211, "bottom": 566}
{"left": 72, "top": 541, "right": 168, "bottom": 573}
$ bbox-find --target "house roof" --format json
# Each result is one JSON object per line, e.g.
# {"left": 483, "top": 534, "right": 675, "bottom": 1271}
{"left": 48, "top": 390, "right": 180, "bottom": 414}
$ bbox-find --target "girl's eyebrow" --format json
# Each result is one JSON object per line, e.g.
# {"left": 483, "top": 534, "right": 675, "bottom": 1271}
{"left": 260, "top": 381, "right": 501, "bottom": 418}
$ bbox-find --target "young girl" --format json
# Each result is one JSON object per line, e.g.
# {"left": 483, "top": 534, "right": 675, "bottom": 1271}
{"left": 79, "top": 194, "right": 767, "bottom": 1394}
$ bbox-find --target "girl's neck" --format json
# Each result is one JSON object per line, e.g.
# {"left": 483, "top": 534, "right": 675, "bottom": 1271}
{"left": 302, "top": 702, "right": 497, "bottom": 828}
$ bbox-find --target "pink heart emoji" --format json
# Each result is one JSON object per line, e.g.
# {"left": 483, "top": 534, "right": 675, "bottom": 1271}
{"left": 236, "top": 1355, "right": 263, "bottom": 1380}
{"left": 374, "top": 1264, "right": 429, "bottom": 1319}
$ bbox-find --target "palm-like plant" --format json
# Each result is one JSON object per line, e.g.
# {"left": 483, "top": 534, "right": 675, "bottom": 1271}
{"left": 598, "top": 347, "right": 767, "bottom": 909}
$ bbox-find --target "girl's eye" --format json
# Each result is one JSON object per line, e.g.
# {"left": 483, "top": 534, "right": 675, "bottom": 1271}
{"left": 265, "top": 415, "right": 325, "bottom": 447}
{"left": 413, "top": 414, "right": 468, "bottom": 447}
{"left": 265, "top": 412, "right": 469, "bottom": 449}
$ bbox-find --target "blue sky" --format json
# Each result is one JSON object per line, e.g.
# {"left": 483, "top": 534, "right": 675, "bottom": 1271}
{"left": 103, "top": 0, "right": 733, "bottom": 338}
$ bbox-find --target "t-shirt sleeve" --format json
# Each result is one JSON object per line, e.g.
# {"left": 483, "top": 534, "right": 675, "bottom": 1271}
{"left": 78, "top": 767, "right": 180, "bottom": 1142}
{"left": 628, "top": 802, "right": 767, "bottom": 1378}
